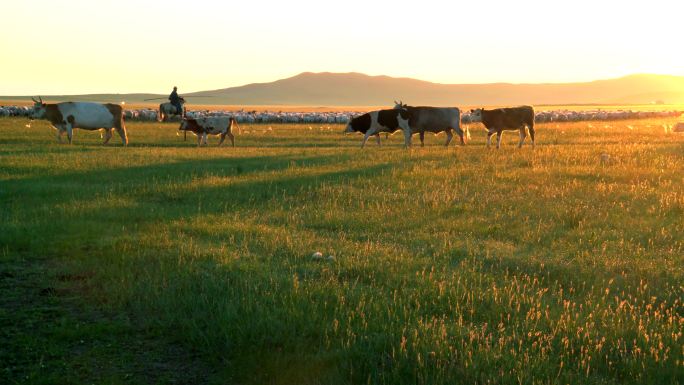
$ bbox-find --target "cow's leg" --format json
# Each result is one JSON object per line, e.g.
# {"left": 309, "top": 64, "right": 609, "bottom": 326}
{"left": 454, "top": 126, "right": 466, "bottom": 145}
{"left": 419, "top": 131, "right": 425, "bottom": 147}
{"left": 486, "top": 130, "right": 495, "bottom": 148}
{"left": 445, "top": 129, "right": 454, "bottom": 147}
{"left": 227, "top": 132, "right": 235, "bottom": 147}
{"left": 116, "top": 126, "right": 128, "bottom": 146}
{"left": 103, "top": 128, "right": 113, "bottom": 145}
{"left": 196, "top": 134, "right": 202, "bottom": 147}
{"left": 361, "top": 131, "right": 374, "bottom": 148}
{"left": 518, "top": 127, "right": 527, "bottom": 148}
{"left": 528, "top": 122, "right": 536, "bottom": 147}
{"left": 53, "top": 125, "right": 64, "bottom": 143}
{"left": 218, "top": 133, "right": 226, "bottom": 146}
{"left": 202, "top": 133, "right": 208, "bottom": 146}
{"left": 65, "top": 123, "right": 73, "bottom": 144}
{"left": 113, "top": 118, "right": 128, "bottom": 146}
{"left": 402, "top": 127, "right": 412, "bottom": 148}
{"left": 496, "top": 130, "right": 503, "bottom": 149}
{"left": 375, "top": 134, "right": 381, "bottom": 146}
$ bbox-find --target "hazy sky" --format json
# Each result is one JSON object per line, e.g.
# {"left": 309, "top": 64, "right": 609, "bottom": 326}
{"left": 2, "top": 0, "right": 682, "bottom": 95}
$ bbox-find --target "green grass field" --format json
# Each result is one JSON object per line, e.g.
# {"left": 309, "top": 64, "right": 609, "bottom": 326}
{"left": 1, "top": 117, "right": 682, "bottom": 384}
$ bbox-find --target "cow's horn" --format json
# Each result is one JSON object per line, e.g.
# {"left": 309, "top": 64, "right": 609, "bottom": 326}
{"left": 31, "top": 97, "right": 38, "bottom": 103}
{"left": 39, "top": 96, "right": 43, "bottom": 103}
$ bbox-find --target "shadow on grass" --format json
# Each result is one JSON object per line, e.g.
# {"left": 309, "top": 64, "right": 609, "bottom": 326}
{"left": 0, "top": 152, "right": 406, "bottom": 383}
{"left": 1, "top": 151, "right": 400, "bottom": 254}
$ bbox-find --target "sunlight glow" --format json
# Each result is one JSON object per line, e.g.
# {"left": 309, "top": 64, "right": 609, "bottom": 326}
{"left": 0, "top": 0, "right": 682, "bottom": 95}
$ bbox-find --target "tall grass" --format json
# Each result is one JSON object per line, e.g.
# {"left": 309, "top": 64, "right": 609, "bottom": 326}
{"left": 1, "top": 117, "right": 682, "bottom": 384}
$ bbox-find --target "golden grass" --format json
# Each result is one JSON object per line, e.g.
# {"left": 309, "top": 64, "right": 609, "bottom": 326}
{"left": 1, "top": 116, "right": 683, "bottom": 384}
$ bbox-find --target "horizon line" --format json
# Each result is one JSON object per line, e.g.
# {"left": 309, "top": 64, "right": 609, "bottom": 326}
{"left": 1, "top": 72, "right": 682, "bottom": 98}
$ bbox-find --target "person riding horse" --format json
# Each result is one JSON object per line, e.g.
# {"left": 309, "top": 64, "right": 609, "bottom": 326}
{"left": 169, "top": 86, "right": 185, "bottom": 118}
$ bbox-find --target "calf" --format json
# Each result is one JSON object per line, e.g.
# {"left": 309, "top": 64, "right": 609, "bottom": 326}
{"left": 179, "top": 116, "right": 238, "bottom": 147}
{"left": 29, "top": 97, "right": 128, "bottom": 145}
{"left": 470, "top": 106, "right": 535, "bottom": 149}
{"left": 343, "top": 108, "right": 413, "bottom": 148}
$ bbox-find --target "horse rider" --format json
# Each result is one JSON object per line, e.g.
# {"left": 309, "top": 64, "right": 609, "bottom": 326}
{"left": 169, "top": 86, "right": 184, "bottom": 118}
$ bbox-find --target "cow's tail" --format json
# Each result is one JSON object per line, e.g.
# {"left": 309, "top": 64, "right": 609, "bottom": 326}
{"left": 459, "top": 110, "right": 471, "bottom": 142}
{"left": 158, "top": 103, "right": 164, "bottom": 122}
{"left": 233, "top": 117, "right": 242, "bottom": 135}
{"left": 117, "top": 105, "right": 129, "bottom": 146}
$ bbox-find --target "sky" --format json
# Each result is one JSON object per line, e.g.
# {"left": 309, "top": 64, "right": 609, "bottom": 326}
{"left": 1, "top": 0, "right": 683, "bottom": 95}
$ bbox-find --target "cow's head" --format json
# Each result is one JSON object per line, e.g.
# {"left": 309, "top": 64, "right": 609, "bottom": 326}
{"left": 343, "top": 114, "right": 359, "bottom": 134}
{"left": 179, "top": 118, "right": 191, "bottom": 131}
{"left": 469, "top": 108, "right": 483, "bottom": 123}
{"left": 344, "top": 113, "right": 373, "bottom": 134}
{"left": 29, "top": 96, "right": 46, "bottom": 119}
{"left": 179, "top": 118, "right": 203, "bottom": 134}
{"left": 393, "top": 100, "right": 407, "bottom": 110}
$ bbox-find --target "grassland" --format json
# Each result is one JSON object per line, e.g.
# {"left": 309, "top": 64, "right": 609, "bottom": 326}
{"left": 1, "top": 116, "right": 683, "bottom": 384}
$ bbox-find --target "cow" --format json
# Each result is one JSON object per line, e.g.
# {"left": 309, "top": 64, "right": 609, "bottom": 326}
{"left": 29, "top": 97, "right": 128, "bottom": 145}
{"left": 393, "top": 101, "right": 468, "bottom": 147}
{"left": 342, "top": 115, "right": 392, "bottom": 147}
{"left": 343, "top": 108, "right": 413, "bottom": 148}
{"left": 179, "top": 116, "right": 239, "bottom": 147}
{"left": 158, "top": 97, "right": 185, "bottom": 122}
{"left": 469, "top": 106, "right": 535, "bottom": 149}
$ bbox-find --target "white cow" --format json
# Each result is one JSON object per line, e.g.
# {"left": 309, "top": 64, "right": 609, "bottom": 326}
{"left": 343, "top": 108, "right": 413, "bottom": 148}
{"left": 29, "top": 97, "right": 128, "bottom": 145}
{"left": 179, "top": 116, "right": 239, "bottom": 147}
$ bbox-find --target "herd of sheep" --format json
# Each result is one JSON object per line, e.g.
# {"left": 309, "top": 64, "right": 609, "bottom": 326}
{"left": 0, "top": 104, "right": 681, "bottom": 124}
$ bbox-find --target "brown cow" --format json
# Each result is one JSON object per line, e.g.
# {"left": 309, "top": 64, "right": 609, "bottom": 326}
{"left": 470, "top": 106, "right": 535, "bottom": 149}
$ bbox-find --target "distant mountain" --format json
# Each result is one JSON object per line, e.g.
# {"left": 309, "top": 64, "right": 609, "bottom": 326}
{"left": 184, "top": 72, "right": 684, "bottom": 106}
{"left": 3, "top": 73, "right": 684, "bottom": 106}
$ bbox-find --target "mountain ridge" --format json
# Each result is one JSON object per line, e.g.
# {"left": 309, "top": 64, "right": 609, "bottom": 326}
{"left": 2, "top": 72, "right": 683, "bottom": 106}
{"left": 183, "top": 72, "right": 684, "bottom": 105}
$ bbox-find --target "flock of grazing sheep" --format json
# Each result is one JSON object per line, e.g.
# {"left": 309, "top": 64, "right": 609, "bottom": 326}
{"left": 1, "top": 104, "right": 681, "bottom": 124}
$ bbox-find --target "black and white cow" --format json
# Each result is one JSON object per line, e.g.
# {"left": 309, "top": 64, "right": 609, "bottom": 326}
{"left": 29, "top": 97, "right": 128, "bottom": 145}
{"left": 343, "top": 108, "right": 413, "bottom": 148}
{"left": 394, "top": 101, "right": 468, "bottom": 146}
{"left": 469, "top": 106, "right": 535, "bottom": 149}
{"left": 179, "top": 116, "right": 239, "bottom": 147}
